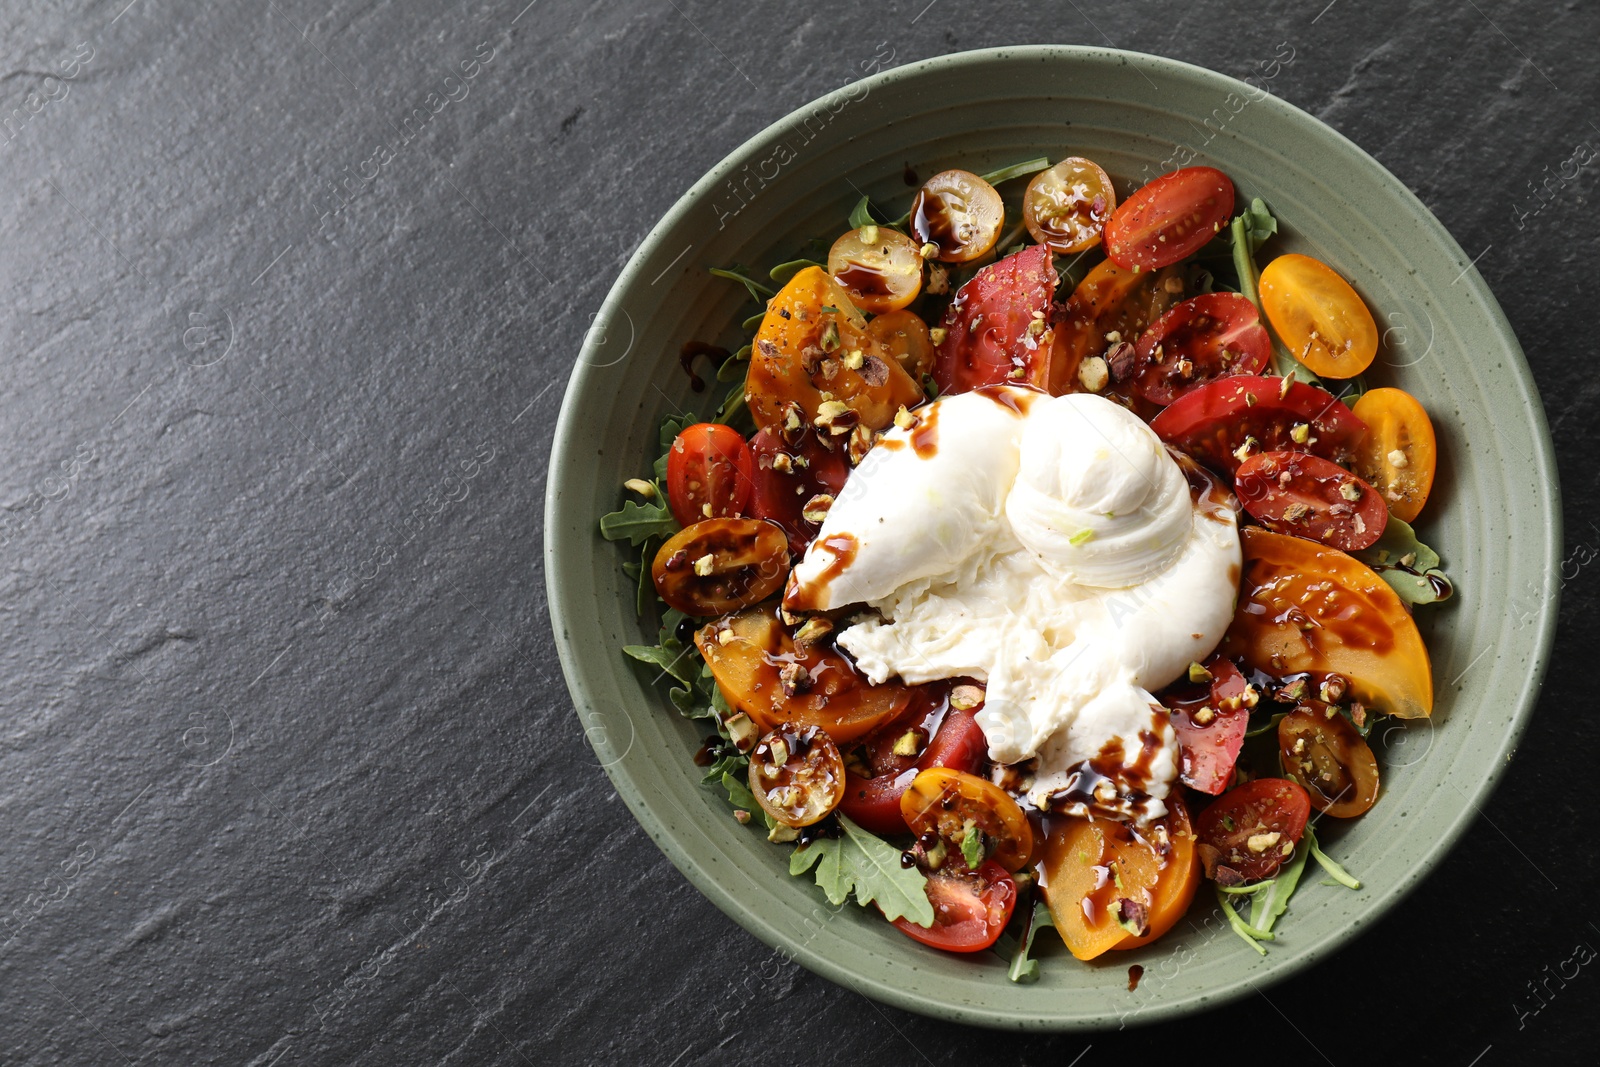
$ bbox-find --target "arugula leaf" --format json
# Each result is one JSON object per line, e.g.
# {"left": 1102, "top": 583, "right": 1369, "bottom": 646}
{"left": 714, "top": 376, "right": 750, "bottom": 429}
{"left": 709, "top": 266, "right": 776, "bottom": 303}
{"left": 848, "top": 196, "right": 877, "bottom": 230}
{"left": 1216, "top": 886, "right": 1272, "bottom": 955}
{"left": 742, "top": 310, "right": 767, "bottom": 332}
{"left": 1354, "top": 514, "right": 1454, "bottom": 605}
{"left": 980, "top": 157, "right": 1050, "bottom": 185}
{"left": 623, "top": 641, "right": 698, "bottom": 689}
{"left": 632, "top": 538, "right": 658, "bottom": 616}
{"left": 771, "top": 258, "right": 824, "bottom": 285}
{"left": 1308, "top": 829, "right": 1362, "bottom": 889}
{"left": 1007, "top": 898, "right": 1056, "bottom": 983}
{"left": 1248, "top": 828, "right": 1311, "bottom": 933}
{"left": 1244, "top": 710, "right": 1287, "bottom": 738}
{"left": 790, "top": 815, "right": 935, "bottom": 926}
{"left": 721, "top": 770, "right": 757, "bottom": 811}
{"left": 600, "top": 497, "right": 678, "bottom": 546}
{"left": 717, "top": 346, "right": 751, "bottom": 383}
{"left": 1229, "top": 201, "right": 1324, "bottom": 388}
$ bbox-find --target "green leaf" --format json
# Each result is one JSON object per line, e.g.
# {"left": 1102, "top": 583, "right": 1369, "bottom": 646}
{"left": 921, "top": 373, "right": 940, "bottom": 400}
{"left": 633, "top": 538, "right": 657, "bottom": 617}
{"left": 847, "top": 195, "right": 877, "bottom": 230}
{"left": 1244, "top": 710, "right": 1287, "bottom": 739}
{"left": 771, "top": 258, "right": 824, "bottom": 285}
{"left": 959, "top": 821, "right": 985, "bottom": 869}
{"left": 742, "top": 310, "right": 768, "bottom": 332}
{"left": 600, "top": 497, "right": 678, "bottom": 546}
{"left": 1249, "top": 828, "right": 1311, "bottom": 934}
{"left": 1007, "top": 898, "right": 1056, "bottom": 983}
{"left": 623, "top": 641, "right": 698, "bottom": 689}
{"left": 1354, "top": 514, "right": 1454, "bottom": 605}
{"left": 1238, "top": 197, "right": 1277, "bottom": 256}
{"left": 721, "top": 769, "right": 757, "bottom": 810}
{"left": 789, "top": 816, "right": 935, "bottom": 926}
{"left": 717, "top": 347, "right": 751, "bottom": 383}
{"left": 1308, "top": 829, "right": 1362, "bottom": 889}
{"left": 1216, "top": 887, "right": 1272, "bottom": 955}
{"left": 980, "top": 157, "right": 1050, "bottom": 185}
{"left": 658, "top": 412, "right": 694, "bottom": 453}
{"left": 709, "top": 266, "right": 776, "bottom": 303}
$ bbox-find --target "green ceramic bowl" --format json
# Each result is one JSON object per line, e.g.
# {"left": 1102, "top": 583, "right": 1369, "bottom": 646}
{"left": 546, "top": 46, "right": 1560, "bottom": 1029}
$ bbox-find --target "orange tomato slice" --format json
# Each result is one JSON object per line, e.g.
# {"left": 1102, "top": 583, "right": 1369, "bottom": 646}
{"left": 899, "top": 768, "right": 1035, "bottom": 872}
{"left": 865, "top": 308, "right": 936, "bottom": 383}
{"left": 1350, "top": 387, "right": 1437, "bottom": 523}
{"left": 1258, "top": 253, "right": 1379, "bottom": 379}
{"left": 1047, "top": 258, "right": 1181, "bottom": 396}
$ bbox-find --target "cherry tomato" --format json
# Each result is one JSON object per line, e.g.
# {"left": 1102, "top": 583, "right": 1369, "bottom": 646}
{"left": 1234, "top": 450, "right": 1386, "bottom": 550}
{"left": 747, "top": 427, "right": 850, "bottom": 554}
{"left": 1350, "top": 388, "right": 1437, "bottom": 523}
{"left": 1042, "top": 794, "right": 1199, "bottom": 960}
{"left": 1149, "top": 374, "right": 1367, "bottom": 475}
{"left": 748, "top": 724, "right": 845, "bottom": 827}
{"left": 1161, "top": 656, "right": 1252, "bottom": 795}
{"left": 910, "top": 169, "right": 1004, "bottom": 263}
{"left": 695, "top": 605, "right": 911, "bottom": 743}
{"left": 891, "top": 859, "right": 1016, "bottom": 953}
{"left": 828, "top": 225, "right": 924, "bottom": 314}
{"left": 747, "top": 267, "right": 923, "bottom": 438}
{"left": 1278, "top": 705, "right": 1380, "bottom": 818}
{"left": 900, "top": 767, "right": 1034, "bottom": 872}
{"left": 1195, "top": 778, "right": 1310, "bottom": 883}
{"left": 1022, "top": 157, "right": 1116, "bottom": 254}
{"left": 1132, "top": 292, "right": 1271, "bottom": 405}
{"left": 664, "top": 422, "right": 755, "bottom": 526}
{"left": 651, "top": 518, "right": 788, "bottom": 616}
{"left": 840, "top": 686, "right": 988, "bottom": 836}
{"left": 931, "top": 244, "right": 1056, "bottom": 395}
{"left": 1048, "top": 258, "right": 1183, "bottom": 396}
{"left": 865, "top": 309, "right": 936, "bottom": 383}
{"left": 1103, "top": 166, "right": 1234, "bottom": 273}
{"left": 1220, "top": 527, "right": 1433, "bottom": 719}
{"left": 1259, "top": 254, "right": 1378, "bottom": 379}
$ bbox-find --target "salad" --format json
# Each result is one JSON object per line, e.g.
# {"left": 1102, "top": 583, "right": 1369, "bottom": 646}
{"left": 600, "top": 154, "right": 1452, "bottom": 975}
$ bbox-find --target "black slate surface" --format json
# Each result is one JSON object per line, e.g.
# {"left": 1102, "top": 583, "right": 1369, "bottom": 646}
{"left": 1, "top": 1, "right": 1596, "bottom": 1063}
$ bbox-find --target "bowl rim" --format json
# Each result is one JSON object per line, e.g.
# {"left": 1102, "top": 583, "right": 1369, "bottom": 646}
{"left": 545, "top": 43, "right": 1562, "bottom": 1029}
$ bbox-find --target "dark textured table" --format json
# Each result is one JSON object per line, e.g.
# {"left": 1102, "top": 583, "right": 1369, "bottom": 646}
{"left": 2, "top": 1, "right": 1595, "bottom": 1063}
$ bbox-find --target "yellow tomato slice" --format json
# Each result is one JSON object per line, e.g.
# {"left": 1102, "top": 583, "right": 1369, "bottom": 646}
{"left": 827, "top": 226, "right": 924, "bottom": 314}
{"left": 1259, "top": 253, "right": 1378, "bottom": 379}
{"left": 899, "top": 768, "right": 1035, "bottom": 872}
{"left": 1350, "top": 387, "right": 1437, "bottom": 523}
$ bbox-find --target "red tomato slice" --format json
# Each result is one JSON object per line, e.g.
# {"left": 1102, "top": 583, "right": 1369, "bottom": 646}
{"left": 1104, "top": 167, "right": 1235, "bottom": 272}
{"left": 891, "top": 859, "right": 1016, "bottom": 953}
{"left": 1149, "top": 374, "right": 1367, "bottom": 476}
{"left": 931, "top": 244, "right": 1055, "bottom": 395}
{"left": 1133, "top": 292, "right": 1271, "bottom": 405}
{"left": 1160, "top": 656, "right": 1251, "bottom": 795}
{"left": 1234, "top": 450, "right": 1387, "bottom": 551}
{"left": 840, "top": 692, "right": 988, "bottom": 837}
{"left": 1195, "top": 778, "right": 1311, "bottom": 883}
{"left": 665, "top": 423, "right": 755, "bottom": 527}
{"left": 746, "top": 427, "right": 849, "bottom": 553}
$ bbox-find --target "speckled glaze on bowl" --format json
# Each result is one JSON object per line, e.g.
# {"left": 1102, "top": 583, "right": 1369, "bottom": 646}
{"left": 545, "top": 46, "right": 1560, "bottom": 1029}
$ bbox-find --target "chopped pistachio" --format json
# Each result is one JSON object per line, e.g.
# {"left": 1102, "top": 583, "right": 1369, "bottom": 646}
{"left": 1069, "top": 528, "right": 1095, "bottom": 546}
{"left": 767, "top": 823, "right": 800, "bottom": 843}
{"left": 819, "top": 321, "right": 840, "bottom": 352}
{"left": 1078, "top": 355, "right": 1110, "bottom": 393}
{"left": 892, "top": 729, "right": 925, "bottom": 757}
{"left": 894, "top": 406, "right": 916, "bottom": 430}
{"left": 1399, "top": 551, "right": 1417, "bottom": 568}
{"left": 926, "top": 263, "right": 949, "bottom": 295}
{"left": 1339, "top": 480, "right": 1362, "bottom": 501}
{"left": 859, "top": 223, "right": 879, "bottom": 244}
{"left": 727, "top": 713, "right": 758, "bottom": 750}
{"left": 919, "top": 241, "right": 939, "bottom": 259}
{"left": 1278, "top": 374, "right": 1293, "bottom": 399}
{"left": 793, "top": 616, "right": 833, "bottom": 649}
{"left": 1290, "top": 422, "right": 1311, "bottom": 444}
{"left": 623, "top": 478, "right": 656, "bottom": 499}
{"left": 1387, "top": 448, "right": 1410, "bottom": 469}
{"left": 768, "top": 737, "right": 789, "bottom": 768}
{"left": 842, "top": 347, "right": 864, "bottom": 370}
{"left": 692, "top": 553, "right": 715, "bottom": 576}
{"left": 733, "top": 809, "right": 751, "bottom": 824}
{"left": 1188, "top": 662, "right": 1214, "bottom": 684}
{"left": 950, "top": 684, "right": 985, "bottom": 711}
{"left": 1193, "top": 706, "right": 1216, "bottom": 725}
{"left": 1246, "top": 831, "right": 1282, "bottom": 853}
{"left": 802, "top": 494, "right": 834, "bottom": 523}
{"left": 928, "top": 326, "right": 948, "bottom": 345}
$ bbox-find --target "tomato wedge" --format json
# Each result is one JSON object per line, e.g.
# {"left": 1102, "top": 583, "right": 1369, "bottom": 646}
{"left": 900, "top": 767, "right": 1034, "bottom": 872}
{"left": 1149, "top": 374, "right": 1367, "bottom": 475}
{"left": 1160, "top": 656, "right": 1252, "bottom": 795}
{"left": 840, "top": 686, "right": 987, "bottom": 836}
{"left": 1259, "top": 254, "right": 1378, "bottom": 379}
{"left": 1104, "top": 166, "right": 1234, "bottom": 272}
{"left": 891, "top": 860, "right": 1016, "bottom": 953}
{"left": 747, "top": 427, "right": 850, "bottom": 554}
{"left": 1041, "top": 794, "right": 1199, "bottom": 960}
{"left": 1350, "top": 388, "right": 1437, "bottom": 523}
{"left": 1278, "top": 705, "right": 1380, "bottom": 818}
{"left": 931, "top": 244, "right": 1056, "bottom": 395}
{"left": 1048, "top": 258, "right": 1183, "bottom": 396}
{"left": 651, "top": 518, "right": 788, "bottom": 616}
{"left": 1132, "top": 292, "right": 1271, "bottom": 405}
{"left": 1234, "top": 450, "right": 1387, "bottom": 551}
{"left": 1221, "top": 527, "right": 1433, "bottom": 719}
{"left": 1195, "top": 778, "right": 1310, "bottom": 883}
{"left": 665, "top": 422, "right": 755, "bottom": 526}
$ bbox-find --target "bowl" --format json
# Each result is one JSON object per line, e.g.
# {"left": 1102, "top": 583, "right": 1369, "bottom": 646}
{"left": 545, "top": 45, "right": 1560, "bottom": 1029}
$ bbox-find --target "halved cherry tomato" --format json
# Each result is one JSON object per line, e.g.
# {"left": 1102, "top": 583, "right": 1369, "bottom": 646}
{"left": 1259, "top": 254, "right": 1378, "bottom": 379}
{"left": 1022, "top": 157, "right": 1116, "bottom": 254}
{"left": 828, "top": 226, "right": 924, "bottom": 314}
{"left": 1161, "top": 656, "right": 1252, "bottom": 795}
{"left": 1350, "top": 388, "right": 1437, "bottom": 523}
{"left": 1234, "top": 450, "right": 1387, "bottom": 551}
{"left": 747, "top": 427, "right": 850, "bottom": 554}
{"left": 891, "top": 859, "right": 1016, "bottom": 953}
{"left": 748, "top": 723, "right": 845, "bottom": 827}
{"left": 1048, "top": 258, "right": 1183, "bottom": 396}
{"left": 1042, "top": 794, "right": 1199, "bottom": 960}
{"left": 1221, "top": 527, "right": 1432, "bottom": 719}
{"left": 910, "top": 169, "right": 1004, "bottom": 263}
{"left": 665, "top": 422, "right": 755, "bottom": 526}
{"left": 1104, "top": 167, "right": 1234, "bottom": 273}
{"left": 866, "top": 309, "right": 936, "bottom": 383}
{"left": 747, "top": 267, "right": 923, "bottom": 437}
{"left": 651, "top": 518, "right": 788, "bottom": 616}
{"left": 696, "top": 605, "right": 911, "bottom": 743}
{"left": 1278, "top": 705, "right": 1380, "bottom": 818}
{"left": 931, "top": 244, "right": 1055, "bottom": 395}
{"left": 1195, "top": 778, "right": 1310, "bottom": 883}
{"left": 900, "top": 767, "right": 1034, "bottom": 872}
{"left": 1149, "top": 374, "right": 1367, "bottom": 475}
{"left": 1132, "top": 292, "right": 1271, "bottom": 405}
{"left": 840, "top": 686, "right": 988, "bottom": 836}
